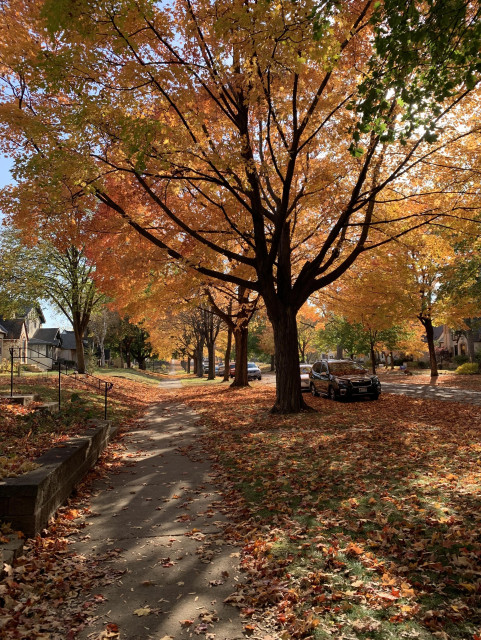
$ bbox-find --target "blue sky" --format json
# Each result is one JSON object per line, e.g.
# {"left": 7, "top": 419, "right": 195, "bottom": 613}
{"left": 0, "top": 155, "right": 69, "bottom": 329}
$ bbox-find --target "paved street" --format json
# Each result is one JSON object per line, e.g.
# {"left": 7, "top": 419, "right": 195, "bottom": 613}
{"left": 261, "top": 370, "right": 481, "bottom": 405}
{"left": 380, "top": 381, "right": 481, "bottom": 405}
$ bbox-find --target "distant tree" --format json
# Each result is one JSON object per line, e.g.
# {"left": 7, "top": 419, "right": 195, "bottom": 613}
{"left": 43, "top": 245, "right": 106, "bottom": 374}
{"left": 89, "top": 307, "right": 120, "bottom": 367}
{"left": 317, "top": 316, "right": 370, "bottom": 361}
{"left": 0, "top": 226, "right": 45, "bottom": 318}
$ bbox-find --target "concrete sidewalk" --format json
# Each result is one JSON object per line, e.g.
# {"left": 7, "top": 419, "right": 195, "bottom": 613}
{"left": 71, "top": 402, "right": 249, "bottom": 640}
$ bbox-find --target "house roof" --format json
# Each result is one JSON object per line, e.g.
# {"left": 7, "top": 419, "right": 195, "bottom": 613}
{"left": 30, "top": 328, "right": 61, "bottom": 346}
{"left": 433, "top": 326, "right": 444, "bottom": 341}
{"left": 60, "top": 331, "right": 87, "bottom": 351}
{"left": 0, "top": 322, "right": 7, "bottom": 336}
{"left": 17, "top": 305, "right": 46, "bottom": 324}
{"left": 0, "top": 319, "right": 26, "bottom": 340}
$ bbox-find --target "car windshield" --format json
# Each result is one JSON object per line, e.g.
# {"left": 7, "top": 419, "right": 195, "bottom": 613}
{"left": 300, "top": 366, "right": 312, "bottom": 374}
{"left": 329, "top": 362, "right": 367, "bottom": 376}
{"left": 247, "top": 363, "right": 257, "bottom": 368}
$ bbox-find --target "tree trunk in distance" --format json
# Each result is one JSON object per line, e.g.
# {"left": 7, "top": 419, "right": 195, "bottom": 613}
{"left": 420, "top": 316, "right": 438, "bottom": 377}
{"left": 196, "top": 340, "right": 204, "bottom": 378}
{"left": 207, "top": 341, "right": 215, "bottom": 380}
{"left": 223, "top": 326, "right": 232, "bottom": 382}
{"left": 270, "top": 306, "right": 311, "bottom": 413}
{"left": 231, "top": 325, "right": 248, "bottom": 387}
{"left": 336, "top": 344, "right": 343, "bottom": 359}
{"left": 370, "top": 341, "right": 376, "bottom": 375}
{"left": 466, "top": 329, "right": 476, "bottom": 363}
{"left": 74, "top": 326, "right": 86, "bottom": 374}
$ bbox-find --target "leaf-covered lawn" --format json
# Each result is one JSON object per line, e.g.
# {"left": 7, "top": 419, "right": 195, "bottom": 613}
{"left": 0, "top": 373, "right": 164, "bottom": 478}
{"left": 178, "top": 385, "right": 481, "bottom": 640}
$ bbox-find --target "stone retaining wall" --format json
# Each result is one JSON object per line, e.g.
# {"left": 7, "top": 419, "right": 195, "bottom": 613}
{"left": 0, "top": 420, "right": 118, "bottom": 537}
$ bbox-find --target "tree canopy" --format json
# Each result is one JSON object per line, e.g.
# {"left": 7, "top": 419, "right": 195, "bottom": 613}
{"left": 0, "top": 0, "right": 480, "bottom": 410}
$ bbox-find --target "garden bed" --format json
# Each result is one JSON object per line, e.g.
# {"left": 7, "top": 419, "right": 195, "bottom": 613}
{"left": 0, "top": 419, "right": 117, "bottom": 537}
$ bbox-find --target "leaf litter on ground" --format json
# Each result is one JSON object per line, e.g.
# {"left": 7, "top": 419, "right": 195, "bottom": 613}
{"left": 175, "top": 384, "right": 481, "bottom": 640}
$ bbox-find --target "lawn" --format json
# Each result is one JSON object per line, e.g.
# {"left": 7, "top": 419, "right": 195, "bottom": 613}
{"left": 175, "top": 384, "right": 481, "bottom": 640}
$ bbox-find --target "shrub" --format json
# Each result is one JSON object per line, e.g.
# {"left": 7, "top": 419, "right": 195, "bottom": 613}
{"left": 417, "top": 361, "right": 429, "bottom": 369}
{"left": 455, "top": 362, "right": 479, "bottom": 375}
{"left": 453, "top": 354, "right": 469, "bottom": 366}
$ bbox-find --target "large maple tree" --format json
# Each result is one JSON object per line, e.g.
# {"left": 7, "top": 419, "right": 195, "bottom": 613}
{"left": 0, "top": 0, "right": 480, "bottom": 411}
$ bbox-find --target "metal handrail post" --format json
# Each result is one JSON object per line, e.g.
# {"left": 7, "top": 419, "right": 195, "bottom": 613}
{"left": 58, "top": 361, "right": 61, "bottom": 411}
{"left": 104, "top": 382, "right": 108, "bottom": 420}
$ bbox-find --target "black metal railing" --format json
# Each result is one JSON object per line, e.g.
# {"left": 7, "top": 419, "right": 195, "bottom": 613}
{"left": 7, "top": 347, "right": 113, "bottom": 419}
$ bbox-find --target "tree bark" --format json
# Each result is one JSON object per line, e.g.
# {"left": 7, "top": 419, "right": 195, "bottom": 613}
{"left": 270, "top": 306, "right": 310, "bottom": 413}
{"left": 466, "top": 329, "right": 476, "bottom": 363}
{"left": 196, "top": 339, "right": 204, "bottom": 377}
{"left": 270, "top": 354, "right": 275, "bottom": 372}
{"left": 370, "top": 340, "right": 377, "bottom": 375}
{"left": 419, "top": 315, "right": 438, "bottom": 377}
{"left": 223, "top": 325, "right": 232, "bottom": 382}
{"left": 74, "top": 326, "right": 86, "bottom": 374}
{"left": 207, "top": 341, "right": 216, "bottom": 379}
{"left": 231, "top": 325, "right": 248, "bottom": 387}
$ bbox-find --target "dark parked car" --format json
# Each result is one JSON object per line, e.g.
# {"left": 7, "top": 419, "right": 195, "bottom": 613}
{"left": 309, "top": 359, "right": 381, "bottom": 401}
{"left": 247, "top": 362, "right": 262, "bottom": 380}
{"left": 229, "top": 362, "right": 236, "bottom": 377}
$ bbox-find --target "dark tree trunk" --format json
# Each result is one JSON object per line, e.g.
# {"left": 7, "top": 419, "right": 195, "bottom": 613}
{"left": 298, "top": 339, "right": 305, "bottom": 363}
{"left": 223, "top": 326, "right": 232, "bottom": 382}
{"left": 370, "top": 341, "right": 376, "bottom": 375}
{"left": 270, "top": 354, "right": 275, "bottom": 371}
{"left": 270, "top": 306, "right": 310, "bottom": 413}
{"left": 73, "top": 326, "right": 86, "bottom": 374}
{"left": 466, "top": 329, "right": 476, "bottom": 363}
{"left": 390, "top": 350, "right": 394, "bottom": 369}
{"left": 419, "top": 315, "right": 438, "bottom": 377}
{"left": 138, "top": 357, "right": 146, "bottom": 370}
{"left": 231, "top": 325, "right": 248, "bottom": 387}
{"left": 336, "top": 344, "right": 343, "bottom": 359}
{"left": 196, "top": 339, "right": 204, "bottom": 377}
{"left": 207, "top": 341, "right": 216, "bottom": 380}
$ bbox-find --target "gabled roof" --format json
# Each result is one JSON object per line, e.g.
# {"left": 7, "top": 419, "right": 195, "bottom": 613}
{"left": 0, "top": 319, "right": 26, "bottom": 340}
{"left": 30, "top": 328, "right": 61, "bottom": 346}
{"left": 433, "top": 326, "right": 444, "bottom": 341}
{"left": 17, "top": 305, "right": 46, "bottom": 324}
{"left": 0, "top": 323, "right": 7, "bottom": 336}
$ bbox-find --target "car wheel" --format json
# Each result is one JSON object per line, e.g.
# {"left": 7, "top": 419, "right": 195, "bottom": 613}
{"left": 258, "top": 375, "right": 262, "bottom": 380}
{"left": 310, "top": 383, "right": 319, "bottom": 397}
{"left": 328, "top": 386, "right": 337, "bottom": 401}
{"left": 370, "top": 392, "right": 380, "bottom": 401}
